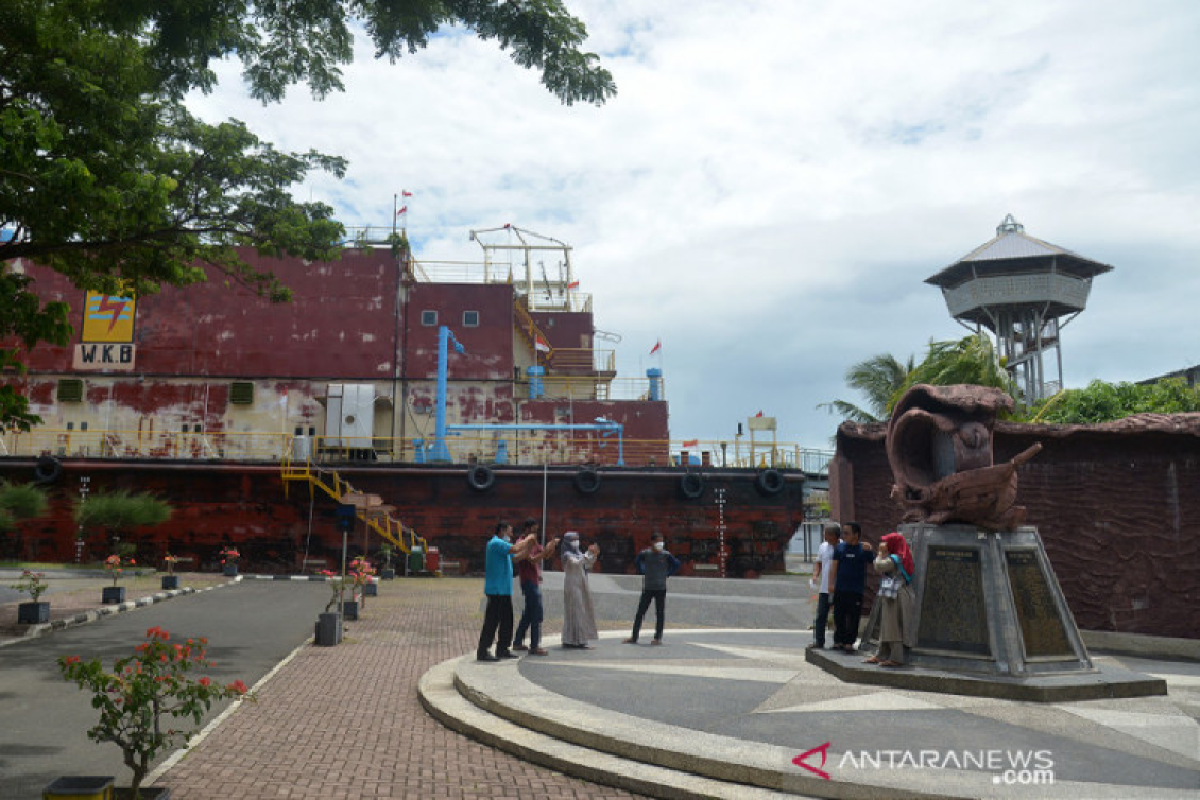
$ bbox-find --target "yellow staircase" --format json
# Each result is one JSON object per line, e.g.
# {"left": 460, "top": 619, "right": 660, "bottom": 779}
{"left": 513, "top": 296, "right": 553, "bottom": 361}
{"left": 281, "top": 454, "right": 427, "bottom": 556}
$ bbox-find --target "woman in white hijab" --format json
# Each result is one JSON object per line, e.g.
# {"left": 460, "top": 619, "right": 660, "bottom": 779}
{"left": 559, "top": 531, "right": 600, "bottom": 648}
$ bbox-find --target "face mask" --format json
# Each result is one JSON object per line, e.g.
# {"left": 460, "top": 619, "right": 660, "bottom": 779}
{"left": 653, "top": 542, "right": 664, "bottom": 552}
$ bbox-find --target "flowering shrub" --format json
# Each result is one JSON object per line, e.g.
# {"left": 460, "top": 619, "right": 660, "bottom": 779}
{"left": 11, "top": 569, "right": 49, "bottom": 602}
{"left": 163, "top": 553, "right": 180, "bottom": 575}
{"left": 349, "top": 556, "right": 376, "bottom": 589}
{"left": 105, "top": 554, "right": 135, "bottom": 586}
{"left": 219, "top": 547, "right": 240, "bottom": 565}
{"left": 320, "top": 569, "right": 347, "bottom": 612}
{"left": 59, "top": 627, "right": 253, "bottom": 798}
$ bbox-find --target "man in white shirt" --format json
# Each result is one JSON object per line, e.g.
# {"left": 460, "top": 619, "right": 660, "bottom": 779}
{"left": 808, "top": 523, "right": 841, "bottom": 649}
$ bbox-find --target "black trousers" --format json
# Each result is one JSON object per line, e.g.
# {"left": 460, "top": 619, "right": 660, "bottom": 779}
{"left": 832, "top": 590, "right": 863, "bottom": 647}
{"left": 478, "top": 593, "right": 514, "bottom": 657}
{"left": 812, "top": 591, "right": 832, "bottom": 647}
{"left": 631, "top": 588, "right": 667, "bottom": 642}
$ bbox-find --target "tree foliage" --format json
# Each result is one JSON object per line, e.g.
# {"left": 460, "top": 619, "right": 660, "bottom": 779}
{"left": 74, "top": 490, "right": 172, "bottom": 543}
{"left": 1021, "top": 379, "right": 1200, "bottom": 423}
{"left": 821, "top": 334, "right": 1013, "bottom": 423}
{"left": 0, "top": 479, "right": 48, "bottom": 534}
{"left": 0, "top": 0, "right": 614, "bottom": 430}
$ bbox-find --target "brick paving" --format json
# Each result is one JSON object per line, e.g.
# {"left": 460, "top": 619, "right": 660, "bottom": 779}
{"left": 159, "top": 577, "right": 650, "bottom": 799}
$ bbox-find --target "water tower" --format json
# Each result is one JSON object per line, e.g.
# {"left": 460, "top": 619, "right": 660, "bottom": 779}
{"left": 925, "top": 215, "right": 1113, "bottom": 403}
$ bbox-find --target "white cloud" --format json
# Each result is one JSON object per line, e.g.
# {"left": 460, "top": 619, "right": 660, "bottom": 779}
{"left": 187, "top": 0, "right": 1200, "bottom": 447}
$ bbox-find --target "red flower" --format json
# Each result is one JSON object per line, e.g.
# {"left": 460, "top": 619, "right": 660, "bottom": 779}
{"left": 226, "top": 680, "right": 249, "bottom": 694}
{"left": 198, "top": 677, "right": 212, "bottom": 687}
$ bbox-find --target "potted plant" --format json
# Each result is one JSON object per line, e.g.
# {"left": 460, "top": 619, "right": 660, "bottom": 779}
{"left": 161, "top": 554, "right": 181, "bottom": 590}
{"left": 379, "top": 543, "right": 396, "bottom": 580}
{"left": 55, "top": 626, "right": 252, "bottom": 799}
{"left": 103, "top": 554, "right": 135, "bottom": 604}
{"left": 316, "top": 570, "right": 347, "bottom": 645}
{"left": 219, "top": 547, "right": 240, "bottom": 577}
{"left": 11, "top": 569, "right": 50, "bottom": 624}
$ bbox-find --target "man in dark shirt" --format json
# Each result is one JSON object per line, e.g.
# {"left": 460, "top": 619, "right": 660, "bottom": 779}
{"left": 827, "top": 521, "right": 874, "bottom": 653}
{"left": 512, "top": 518, "right": 558, "bottom": 656}
{"left": 624, "top": 532, "right": 682, "bottom": 645}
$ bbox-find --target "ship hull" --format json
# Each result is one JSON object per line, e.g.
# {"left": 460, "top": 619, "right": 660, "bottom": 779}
{"left": 1, "top": 459, "right": 803, "bottom": 577}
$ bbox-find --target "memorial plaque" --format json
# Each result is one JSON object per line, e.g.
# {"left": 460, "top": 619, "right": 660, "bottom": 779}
{"left": 1005, "top": 549, "right": 1072, "bottom": 658}
{"left": 917, "top": 546, "right": 990, "bottom": 655}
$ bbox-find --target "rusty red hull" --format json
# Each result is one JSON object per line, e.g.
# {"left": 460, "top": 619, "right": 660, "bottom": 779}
{"left": 1, "top": 459, "right": 803, "bottom": 577}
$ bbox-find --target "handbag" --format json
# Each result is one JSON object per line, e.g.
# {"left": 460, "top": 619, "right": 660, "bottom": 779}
{"left": 877, "top": 554, "right": 911, "bottom": 599}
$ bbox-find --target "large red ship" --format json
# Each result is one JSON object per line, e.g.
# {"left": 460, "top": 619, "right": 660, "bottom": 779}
{"left": 2, "top": 227, "right": 824, "bottom": 575}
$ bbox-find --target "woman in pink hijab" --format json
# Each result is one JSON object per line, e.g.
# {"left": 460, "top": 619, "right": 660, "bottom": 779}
{"left": 865, "top": 532, "right": 916, "bottom": 667}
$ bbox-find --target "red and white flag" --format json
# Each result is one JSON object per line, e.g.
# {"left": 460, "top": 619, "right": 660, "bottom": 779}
{"left": 567, "top": 280, "right": 580, "bottom": 290}
{"left": 396, "top": 206, "right": 408, "bottom": 216}
{"left": 649, "top": 339, "right": 661, "bottom": 355}
{"left": 534, "top": 333, "right": 551, "bottom": 353}
{"left": 682, "top": 439, "right": 699, "bottom": 448}
{"left": 402, "top": 190, "right": 414, "bottom": 197}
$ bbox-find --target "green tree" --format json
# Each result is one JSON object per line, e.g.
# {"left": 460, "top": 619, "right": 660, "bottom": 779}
{"left": 819, "top": 353, "right": 913, "bottom": 423}
{"left": 0, "top": 0, "right": 615, "bottom": 431}
{"left": 0, "top": 480, "right": 49, "bottom": 534}
{"left": 822, "top": 333, "right": 1015, "bottom": 423}
{"left": 74, "top": 490, "right": 172, "bottom": 552}
{"left": 899, "top": 333, "right": 1015, "bottom": 400}
{"left": 1023, "top": 378, "right": 1200, "bottom": 423}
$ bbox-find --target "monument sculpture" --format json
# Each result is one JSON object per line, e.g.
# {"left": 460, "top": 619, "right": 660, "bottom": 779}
{"left": 809, "top": 383, "right": 1165, "bottom": 701}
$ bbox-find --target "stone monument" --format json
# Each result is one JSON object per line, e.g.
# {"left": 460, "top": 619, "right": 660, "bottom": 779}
{"left": 810, "top": 384, "right": 1166, "bottom": 700}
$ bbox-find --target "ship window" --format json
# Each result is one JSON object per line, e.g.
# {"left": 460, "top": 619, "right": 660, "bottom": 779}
{"left": 230, "top": 382, "right": 255, "bottom": 405}
{"left": 57, "top": 379, "right": 84, "bottom": 402}
{"left": 463, "top": 310, "right": 479, "bottom": 327}
{"left": 194, "top": 424, "right": 202, "bottom": 433}
{"left": 66, "top": 421, "right": 74, "bottom": 431}
{"left": 421, "top": 310, "right": 437, "bottom": 327}
{"left": 81, "top": 421, "right": 88, "bottom": 431}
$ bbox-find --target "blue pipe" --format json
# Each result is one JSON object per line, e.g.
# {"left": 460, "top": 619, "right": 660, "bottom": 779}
{"left": 429, "top": 326, "right": 465, "bottom": 463}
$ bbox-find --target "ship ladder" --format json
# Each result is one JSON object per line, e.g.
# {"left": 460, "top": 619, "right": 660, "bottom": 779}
{"left": 281, "top": 453, "right": 428, "bottom": 558}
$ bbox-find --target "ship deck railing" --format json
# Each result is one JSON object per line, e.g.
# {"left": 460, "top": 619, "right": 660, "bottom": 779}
{"left": 1, "top": 429, "right": 831, "bottom": 475}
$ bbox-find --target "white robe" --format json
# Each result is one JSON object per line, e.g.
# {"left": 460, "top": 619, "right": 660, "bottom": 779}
{"left": 561, "top": 549, "right": 598, "bottom": 645}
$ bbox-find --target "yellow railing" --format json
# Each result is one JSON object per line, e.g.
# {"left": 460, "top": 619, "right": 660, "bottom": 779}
{"left": 281, "top": 451, "right": 427, "bottom": 556}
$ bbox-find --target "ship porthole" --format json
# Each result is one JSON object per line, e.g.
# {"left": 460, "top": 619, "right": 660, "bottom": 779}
{"left": 467, "top": 464, "right": 496, "bottom": 492}
{"left": 574, "top": 467, "right": 601, "bottom": 494}
{"left": 680, "top": 472, "right": 705, "bottom": 499}
{"left": 34, "top": 455, "right": 62, "bottom": 484}
{"left": 754, "top": 468, "right": 784, "bottom": 496}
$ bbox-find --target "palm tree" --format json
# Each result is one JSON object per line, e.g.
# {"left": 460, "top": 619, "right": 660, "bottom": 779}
{"left": 900, "top": 333, "right": 1015, "bottom": 399}
{"left": 821, "top": 333, "right": 1015, "bottom": 423}
{"left": 819, "top": 353, "right": 913, "bottom": 422}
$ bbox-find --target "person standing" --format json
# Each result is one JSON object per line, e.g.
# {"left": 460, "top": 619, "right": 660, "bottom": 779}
{"left": 477, "top": 521, "right": 535, "bottom": 662}
{"left": 512, "top": 518, "right": 559, "bottom": 656}
{"left": 827, "top": 521, "right": 874, "bottom": 653}
{"left": 559, "top": 531, "right": 600, "bottom": 648}
{"left": 808, "top": 523, "right": 841, "bottom": 650}
{"left": 864, "top": 532, "right": 916, "bottom": 667}
{"left": 624, "top": 532, "right": 681, "bottom": 645}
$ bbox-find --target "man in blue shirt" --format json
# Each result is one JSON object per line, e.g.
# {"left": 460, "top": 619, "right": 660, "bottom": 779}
{"left": 827, "top": 521, "right": 874, "bottom": 653}
{"left": 477, "top": 521, "right": 535, "bottom": 662}
{"left": 624, "top": 532, "right": 682, "bottom": 645}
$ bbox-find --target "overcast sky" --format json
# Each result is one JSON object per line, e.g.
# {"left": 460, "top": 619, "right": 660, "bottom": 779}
{"left": 186, "top": 0, "right": 1200, "bottom": 450}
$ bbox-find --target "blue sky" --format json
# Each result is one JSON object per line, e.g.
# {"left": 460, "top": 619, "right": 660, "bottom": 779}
{"left": 186, "top": 0, "right": 1200, "bottom": 448}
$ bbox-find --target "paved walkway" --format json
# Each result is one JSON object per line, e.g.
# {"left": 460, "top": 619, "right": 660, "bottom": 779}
{"left": 4, "top": 570, "right": 1198, "bottom": 799}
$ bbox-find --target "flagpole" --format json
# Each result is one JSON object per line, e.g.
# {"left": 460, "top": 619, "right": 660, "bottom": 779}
{"left": 392, "top": 193, "right": 397, "bottom": 240}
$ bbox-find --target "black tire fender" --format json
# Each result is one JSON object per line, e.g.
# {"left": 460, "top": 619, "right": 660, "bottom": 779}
{"left": 754, "top": 468, "right": 784, "bottom": 496}
{"left": 33, "top": 455, "right": 62, "bottom": 485}
{"left": 679, "top": 471, "right": 705, "bottom": 499}
{"left": 574, "top": 467, "right": 601, "bottom": 494}
{"left": 466, "top": 464, "right": 496, "bottom": 492}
